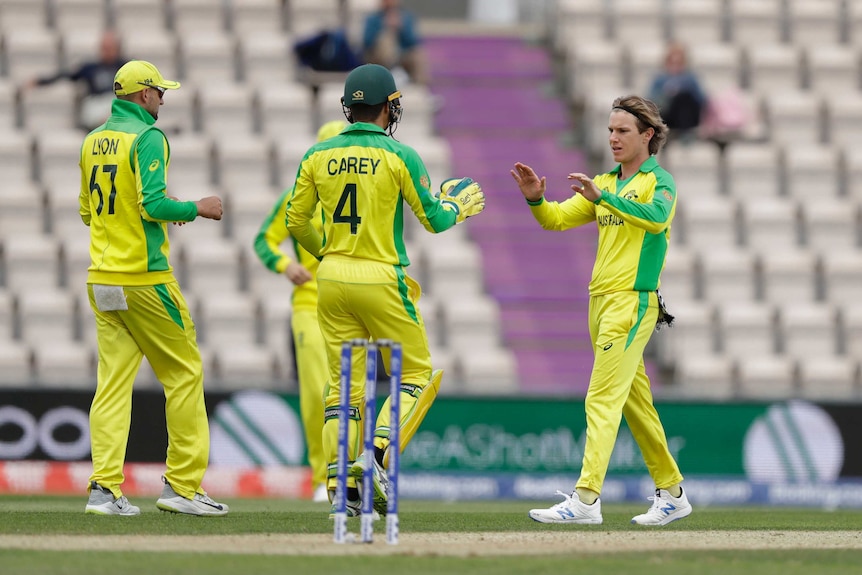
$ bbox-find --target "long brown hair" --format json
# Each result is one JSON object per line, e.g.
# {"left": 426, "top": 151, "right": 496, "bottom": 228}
{"left": 611, "top": 95, "right": 669, "bottom": 155}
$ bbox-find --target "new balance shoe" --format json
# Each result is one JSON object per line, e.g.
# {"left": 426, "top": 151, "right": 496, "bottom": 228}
{"left": 349, "top": 451, "right": 389, "bottom": 516}
{"left": 528, "top": 490, "right": 603, "bottom": 524}
{"left": 631, "top": 488, "right": 692, "bottom": 526}
{"left": 84, "top": 481, "right": 140, "bottom": 516}
{"left": 156, "top": 477, "right": 229, "bottom": 516}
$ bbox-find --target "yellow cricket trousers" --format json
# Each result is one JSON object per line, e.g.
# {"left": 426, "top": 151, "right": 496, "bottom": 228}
{"left": 316, "top": 256, "right": 433, "bottom": 489}
{"left": 576, "top": 290, "right": 684, "bottom": 494}
{"left": 291, "top": 308, "right": 328, "bottom": 490}
{"left": 88, "top": 282, "right": 210, "bottom": 500}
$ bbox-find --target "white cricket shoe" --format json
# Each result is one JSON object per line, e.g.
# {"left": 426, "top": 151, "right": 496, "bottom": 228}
{"left": 312, "top": 484, "right": 330, "bottom": 503}
{"left": 156, "top": 477, "right": 229, "bottom": 516}
{"left": 349, "top": 451, "right": 389, "bottom": 516}
{"left": 631, "top": 488, "right": 692, "bottom": 526}
{"left": 84, "top": 482, "right": 140, "bottom": 516}
{"left": 328, "top": 497, "right": 380, "bottom": 521}
{"left": 528, "top": 490, "right": 603, "bottom": 524}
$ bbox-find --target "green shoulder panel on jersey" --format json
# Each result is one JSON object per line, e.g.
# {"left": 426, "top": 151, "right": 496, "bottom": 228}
{"left": 393, "top": 191, "right": 407, "bottom": 264}
{"left": 653, "top": 166, "right": 677, "bottom": 202}
{"left": 599, "top": 175, "right": 675, "bottom": 236}
{"left": 136, "top": 128, "right": 195, "bottom": 223}
{"left": 406, "top": 163, "right": 455, "bottom": 232}
{"left": 378, "top": 138, "right": 454, "bottom": 233}
{"left": 634, "top": 219, "right": 668, "bottom": 290}
{"left": 633, "top": 169, "right": 676, "bottom": 291}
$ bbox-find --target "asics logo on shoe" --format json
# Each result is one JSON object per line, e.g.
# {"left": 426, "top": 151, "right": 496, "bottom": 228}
{"left": 660, "top": 503, "right": 676, "bottom": 515}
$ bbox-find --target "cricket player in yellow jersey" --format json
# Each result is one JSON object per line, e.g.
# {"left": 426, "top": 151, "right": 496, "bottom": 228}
{"left": 512, "top": 95, "right": 692, "bottom": 526}
{"left": 285, "top": 64, "right": 485, "bottom": 516}
{"left": 253, "top": 120, "right": 348, "bottom": 504}
{"left": 79, "top": 60, "right": 228, "bottom": 516}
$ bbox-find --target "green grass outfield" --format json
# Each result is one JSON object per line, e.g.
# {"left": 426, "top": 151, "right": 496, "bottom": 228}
{"left": 1, "top": 495, "right": 861, "bottom": 574}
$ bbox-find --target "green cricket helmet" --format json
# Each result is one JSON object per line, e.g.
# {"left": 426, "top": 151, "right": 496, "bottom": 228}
{"left": 341, "top": 64, "right": 403, "bottom": 133}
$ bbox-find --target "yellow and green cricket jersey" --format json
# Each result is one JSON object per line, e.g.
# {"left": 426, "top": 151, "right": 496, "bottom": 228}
{"left": 528, "top": 156, "right": 676, "bottom": 296}
{"left": 285, "top": 122, "right": 457, "bottom": 265}
{"left": 79, "top": 99, "right": 197, "bottom": 286}
{"left": 253, "top": 187, "right": 321, "bottom": 312}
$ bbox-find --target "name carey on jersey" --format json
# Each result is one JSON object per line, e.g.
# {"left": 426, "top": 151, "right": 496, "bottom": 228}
{"left": 327, "top": 156, "right": 381, "bottom": 175}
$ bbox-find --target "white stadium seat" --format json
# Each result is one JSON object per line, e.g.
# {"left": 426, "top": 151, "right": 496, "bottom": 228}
{"left": 719, "top": 301, "right": 777, "bottom": 357}
{"left": 736, "top": 354, "right": 797, "bottom": 399}
{"left": 700, "top": 247, "right": 757, "bottom": 303}
{"left": 778, "top": 302, "right": 839, "bottom": 358}
{"left": 672, "top": 354, "right": 735, "bottom": 400}
{"left": 728, "top": 0, "right": 784, "bottom": 46}
{"left": 787, "top": 0, "right": 842, "bottom": 47}
{"left": 797, "top": 356, "right": 859, "bottom": 401}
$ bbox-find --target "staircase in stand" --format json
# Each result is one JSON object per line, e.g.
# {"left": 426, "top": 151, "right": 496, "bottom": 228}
{"left": 426, "top": 34, "right": 606, "bottom": 394}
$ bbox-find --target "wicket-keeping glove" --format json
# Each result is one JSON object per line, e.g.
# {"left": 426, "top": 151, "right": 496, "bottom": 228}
{"left": 439, "top": 177, "right": 485, "bottom": 224}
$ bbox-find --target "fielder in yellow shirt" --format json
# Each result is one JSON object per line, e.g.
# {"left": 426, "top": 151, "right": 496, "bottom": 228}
{"left": 285, "top": 64, "right": 485, "bottom": 516}
{"left": 512, "top": 94, "right": 691, "bottom": 526}
{"left": 253, "top": 120, "right": 347, "bottom": 503}
{"left": 80, "top": 60, "right": 227, "bottom": 516}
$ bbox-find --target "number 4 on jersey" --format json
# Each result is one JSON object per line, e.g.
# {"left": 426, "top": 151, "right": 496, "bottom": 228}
{"left": 334, "top": 183, "right": 361, "bottom": 234}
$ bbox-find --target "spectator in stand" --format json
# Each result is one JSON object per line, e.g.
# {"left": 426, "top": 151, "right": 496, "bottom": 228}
{"left": 25, "top": 29, "right": 126, "bottom": 131}
{"left": 647, "top": 43, "right": 707, "bottom": 144}
{"left": 362, "top": 0, "right": 429, "bottom": 86}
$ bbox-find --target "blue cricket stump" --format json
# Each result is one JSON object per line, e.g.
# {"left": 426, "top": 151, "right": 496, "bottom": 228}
{"left": 333, "top": 339, "right": 402, "bottom": 545}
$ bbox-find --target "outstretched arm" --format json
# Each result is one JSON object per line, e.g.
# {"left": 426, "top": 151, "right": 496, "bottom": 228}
{"left": 513, "top": 162, "right": 596, "bottom": 231}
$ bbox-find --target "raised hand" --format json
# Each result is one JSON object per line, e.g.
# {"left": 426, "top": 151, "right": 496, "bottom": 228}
{"left": 510, "top": 162, "right": 546, "bottom": 202}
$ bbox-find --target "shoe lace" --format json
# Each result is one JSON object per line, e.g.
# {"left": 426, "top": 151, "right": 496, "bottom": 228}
{"left": 644, "top": 490, "right": 673, "bottom": 517}
{"left": 194, "top": 493, "right": 220, "bottom": 506}
{"left": 372, "top": 460, "right": 390, "bottom": 487}
{"left": 548, "top": 490, "right": 576, "bottom": 511}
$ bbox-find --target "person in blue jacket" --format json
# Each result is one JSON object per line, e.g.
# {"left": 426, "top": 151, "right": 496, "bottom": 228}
{"left": 362, "top": 0, "right": 428, "bottom": 86}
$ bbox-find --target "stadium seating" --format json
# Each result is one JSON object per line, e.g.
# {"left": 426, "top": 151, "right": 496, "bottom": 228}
{"left": 551, "top": 0, "right": 862, "bottom": 399}
{"left": 0, "top": 0, "right": 507, "bottom": 393}
{"left": 3, "top": 0, "right": 862, "bottom": 399}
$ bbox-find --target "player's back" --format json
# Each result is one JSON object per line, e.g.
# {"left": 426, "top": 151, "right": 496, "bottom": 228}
{"left": 296, "top": 122, "right": 432, "bottom": 268}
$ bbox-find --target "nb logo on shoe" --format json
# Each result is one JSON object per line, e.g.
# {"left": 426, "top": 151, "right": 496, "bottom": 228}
{"left": 660, "top": 503, "right": 676, "bottom": 515}
{"left": 557, "top": 508, "right": 575, "bottom": 519}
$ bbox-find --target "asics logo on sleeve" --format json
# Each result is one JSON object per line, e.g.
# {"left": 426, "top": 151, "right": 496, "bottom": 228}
{"left": 601, "top": 343, "right": 613, "bottom": 351}
{"left": 149, "top": 159, "right": 160, "bottom": 171}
